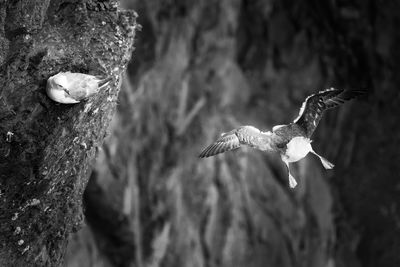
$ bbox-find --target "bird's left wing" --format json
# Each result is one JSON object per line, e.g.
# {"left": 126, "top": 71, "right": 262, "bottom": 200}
{"left": 199, "top": 126, "right": 273, "bottom": 158}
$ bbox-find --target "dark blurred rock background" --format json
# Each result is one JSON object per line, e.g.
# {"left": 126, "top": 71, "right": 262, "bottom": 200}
{"left": 65, "top": 0, "right": 400, "bottom": 267}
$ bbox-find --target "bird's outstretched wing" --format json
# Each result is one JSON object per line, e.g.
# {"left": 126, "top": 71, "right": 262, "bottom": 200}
{"left": 293, "top": 88, "right": 365, "bottom": 137}
{"left": 199, "top": 126, "right": 273, "bottom": 158}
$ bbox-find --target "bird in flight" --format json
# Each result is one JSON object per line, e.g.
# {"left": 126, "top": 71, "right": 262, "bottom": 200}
{"left": 199, "top": 88, "right": 364, "bottom": 188}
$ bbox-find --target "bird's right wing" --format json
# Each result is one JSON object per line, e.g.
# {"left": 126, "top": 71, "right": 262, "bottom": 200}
{"left": 293, "top": 88, "right": 365, "bottom": 137}
{"left": 66, "top": 73, "right": 101, "bottom": 101}
{"left": 63, "top": 86, "right": 87, "bottom": 101}
{"left": 199, "top": 126, "right": 273, "bottom": 158}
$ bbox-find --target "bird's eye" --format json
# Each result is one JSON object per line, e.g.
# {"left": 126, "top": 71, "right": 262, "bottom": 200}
{"left": 277, "top": 143, "right": 286, "bottom": 149}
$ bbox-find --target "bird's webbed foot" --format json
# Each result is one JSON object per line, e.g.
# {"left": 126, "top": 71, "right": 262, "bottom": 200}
{"left": 310, "top": 150, "right": 334, "bottom": 169}
{"left": 319, "top": 156, "right": 334, "bottom": 169}
{"left": 288, "top": 172, "right": 298, "bottom": 188}
{"left": 283, "top": 160, "right": 298, "bottom": 188}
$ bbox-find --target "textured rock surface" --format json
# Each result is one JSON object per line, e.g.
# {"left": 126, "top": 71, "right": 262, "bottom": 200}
{"left": 0, "top": 0, "right": 137, "bottom": 266}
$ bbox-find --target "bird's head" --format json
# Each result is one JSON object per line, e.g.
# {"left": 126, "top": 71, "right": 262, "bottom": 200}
{"left": 49, "top": 72, "right": 69, "bottom": 90}
{"left": 46, "top": 72, "right": 80, "bottom": 104}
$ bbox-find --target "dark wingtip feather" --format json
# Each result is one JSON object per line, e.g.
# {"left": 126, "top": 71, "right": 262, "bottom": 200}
{"left": 199, "top": 143, "right": 225, "bottom": 158}
{"left": 351, "top": 89, "right": 369, "bottom": 97}
{"left": 198, "top": 151, "right": 208, "bottom": 158}
{"left": 198, "top": 152, "right": 207, "bottom": 158}
{"left": 337, "top": 89, "right": 368, "bottom": 102}
{"left": 199, "top": 144, "right": 219, "bottom": 158}
{"left": 198, "top": 148, "right": 210, "bottom": 158}
{"left": 199, "top": 140, "right": 240, "bottom": 158}
{"left": 320, "top": 87, "right": 368, "bottom": 100}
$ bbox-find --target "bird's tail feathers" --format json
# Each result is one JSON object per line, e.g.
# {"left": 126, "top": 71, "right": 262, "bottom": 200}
{"left": 97, "top": 76, "right": 113, "bottom": 89}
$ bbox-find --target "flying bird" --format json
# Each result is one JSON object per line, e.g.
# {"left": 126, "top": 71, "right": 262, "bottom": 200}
{"left": 199, "top": 88, "right": 364, "bottom": 188}
{"left": 46, "top": 72, "right": 112, "bottom": 104}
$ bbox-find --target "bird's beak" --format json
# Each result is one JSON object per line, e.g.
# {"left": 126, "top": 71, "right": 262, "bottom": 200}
{"left": 63, "top": 88, "right": 71, "bottom": 95}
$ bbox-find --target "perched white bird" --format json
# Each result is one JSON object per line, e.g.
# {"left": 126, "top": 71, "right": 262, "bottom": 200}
{"left": 46, "top": 72, "right": 112, "bottom": 104}
{"left": 199, "top": 88, "right": 365, "bottom": 188}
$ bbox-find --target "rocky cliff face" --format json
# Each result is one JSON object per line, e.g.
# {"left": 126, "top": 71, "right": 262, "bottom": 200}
{"left": 0, "top": 1, "right": 137, "bottom": 266}
{"left": 66, "top": 1, "right": 400, "bottom": 267}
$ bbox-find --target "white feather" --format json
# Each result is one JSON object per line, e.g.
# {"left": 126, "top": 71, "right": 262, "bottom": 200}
{"left": 272, "top": 125, "right": 285, "bottom": 131}
{"left": 284, "top": 136, "right": 312, "bottom": 162}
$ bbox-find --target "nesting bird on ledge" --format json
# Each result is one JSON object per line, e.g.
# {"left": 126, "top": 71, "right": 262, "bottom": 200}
{"left": 199, "top": 88, "right": 365, "bottom": 188}
{"left": 46, "top": 72, "right": 112, "bottom": 104}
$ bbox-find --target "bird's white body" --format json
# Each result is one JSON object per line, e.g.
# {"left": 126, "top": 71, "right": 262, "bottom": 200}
{"left": 47, "top": 82, "right": 80, "bottom": 104}
{"left": 46, "top": 72, "right": 110, "bottom": 104}
{"left": 282, "top": 136, "right": 312, "bottom": 163}
{"left": 279, "top": 136, "right": 333, "bottom": 188}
